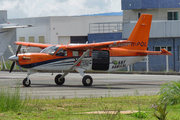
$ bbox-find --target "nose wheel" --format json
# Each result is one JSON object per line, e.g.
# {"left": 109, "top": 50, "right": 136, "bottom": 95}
{"left": 22, "top": 78, "right": 31, "bottom": 87}
{"left": 82, "top": 75, "right": 93, "bottom": 86}
{"left": 54, "top": 74, "right": 65, "bottom": 85}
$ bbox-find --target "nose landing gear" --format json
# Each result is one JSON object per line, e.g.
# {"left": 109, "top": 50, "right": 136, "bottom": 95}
{"left": 54, "top": 74, "right": 65, "bottom": 85}
{"left": 22, "top": 77, "right": 31, "bottom": 87}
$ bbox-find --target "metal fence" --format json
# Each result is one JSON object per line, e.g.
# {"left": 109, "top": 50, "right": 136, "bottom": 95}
{"left": 89, "top": 22, "right": 123, "bottom": 33}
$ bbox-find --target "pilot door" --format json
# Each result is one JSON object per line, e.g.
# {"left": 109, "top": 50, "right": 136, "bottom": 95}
{"left": 92, "top": 50, "right": 109, "bottom": 71}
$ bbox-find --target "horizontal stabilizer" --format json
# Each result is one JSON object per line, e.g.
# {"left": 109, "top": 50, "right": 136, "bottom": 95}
{"left": 136, "top": 49, "right": 172, "bottom": 56}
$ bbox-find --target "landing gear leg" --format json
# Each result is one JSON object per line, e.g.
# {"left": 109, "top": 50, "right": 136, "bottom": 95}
{"left": 75, "top": 68, "right": 93, "bottom": 86}
{"left": 22, "top": 76, "right": 31, "bottom": 87}
{"left": 54, "top": 49, "right": 91, "bottom": 86}
{"left": 22, "top": 69, "right": 36, "bottom": 87}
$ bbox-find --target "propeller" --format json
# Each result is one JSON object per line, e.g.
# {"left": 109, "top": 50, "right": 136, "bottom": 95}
{"left": 8, "top": 45, "right": 22, "bottom": 73}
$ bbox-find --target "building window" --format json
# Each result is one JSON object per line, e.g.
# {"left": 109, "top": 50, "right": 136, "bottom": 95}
{"left": 167, "top": 11, "right": 179, "bottom": 20}
{"left": 39, "top": 36, "right": 45, "bottom": 43}
{"left": 138, "top": 13, "right": 141, "bottom": 19}
{"left": 154, "top": 46, "right": 171, "bottom": 52}
{"left": 19, "top": 37, "right": 25, "bottom": 42}
{"left": 29, "top": 36, "right": 34, "bottom": 43}
{"left": 70, "top": 36, "right": 87, "bottom": 43}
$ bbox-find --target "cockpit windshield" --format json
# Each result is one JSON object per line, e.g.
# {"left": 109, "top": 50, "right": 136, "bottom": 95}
{"left": 40, "top": 46, "right": 59, "bottom": 55}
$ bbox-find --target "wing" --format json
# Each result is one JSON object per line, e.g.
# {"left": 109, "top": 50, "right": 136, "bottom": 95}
{"left": 66, "top": 40, "right": 134, "bottom": 50}
{"left": 15, "top": 41, "right": 51, "bottom": 49}
{"left": 136, "top": 49, "right": 172, "bottom": 55}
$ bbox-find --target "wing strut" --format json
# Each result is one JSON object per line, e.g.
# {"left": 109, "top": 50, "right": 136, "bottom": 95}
{"left": 60, "top": 49, "right": 90, "bottom": 79}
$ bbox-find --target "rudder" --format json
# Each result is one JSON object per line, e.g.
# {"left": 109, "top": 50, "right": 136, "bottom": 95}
{"left": 125, "top": 14, "right": 152, "bottom": 50}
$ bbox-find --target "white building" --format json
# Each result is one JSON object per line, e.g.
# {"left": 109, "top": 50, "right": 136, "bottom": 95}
{"left": 9, "top": 16, "right": 122, "bottom": 47}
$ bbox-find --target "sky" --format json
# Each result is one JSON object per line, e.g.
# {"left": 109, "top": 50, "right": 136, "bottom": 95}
{"left": 0, "top": 0, "right": 122, "bottom": 19}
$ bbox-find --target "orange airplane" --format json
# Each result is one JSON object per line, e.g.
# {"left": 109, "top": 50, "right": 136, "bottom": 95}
{"left": 8, "top": 14, "right": 172, "bottom": 87}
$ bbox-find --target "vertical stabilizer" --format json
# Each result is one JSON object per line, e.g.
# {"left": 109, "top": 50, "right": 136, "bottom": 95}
{"left": 0, "top": 10, "right": 7, "bottom": 24}
{"left": 125, "top": 14, "right": 152, "bottom": 50}
{"left": 0, "top": 29, "right": 16, "bottom": 57}
{"left": 0, "top": 10, "right": 32, "bottom": 58}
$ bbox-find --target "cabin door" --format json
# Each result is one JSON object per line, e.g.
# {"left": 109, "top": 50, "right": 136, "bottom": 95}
{"left": 92, "top": 50, "right": 109, "bottom": 71}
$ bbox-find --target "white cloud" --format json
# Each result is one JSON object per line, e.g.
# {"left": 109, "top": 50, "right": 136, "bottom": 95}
{"left": 0, "top": 0, "right": 122, "bottom": 19}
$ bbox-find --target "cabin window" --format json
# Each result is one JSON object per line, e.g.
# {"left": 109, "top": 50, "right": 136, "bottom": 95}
{"left": 167, "top": 11, "right": 179, "bottom": 20}
{"left": 73, "top": 51, "right": 79, "bottom": 56}
{"left": 56, "top": 49, "right": 67, "bottom": 56}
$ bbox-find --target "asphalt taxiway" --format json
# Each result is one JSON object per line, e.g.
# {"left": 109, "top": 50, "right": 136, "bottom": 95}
{"left": 0, "top": 71, "right": 179, "bottom": 99}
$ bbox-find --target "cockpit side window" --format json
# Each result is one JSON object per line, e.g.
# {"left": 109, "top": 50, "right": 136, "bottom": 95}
{"left": 56, "top": 49, "right": 67, "bottom": 56}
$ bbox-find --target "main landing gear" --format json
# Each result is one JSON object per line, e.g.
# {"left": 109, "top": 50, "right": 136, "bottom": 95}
{"left": 54, "top": 74, "right": 93, "bottom": 86}
{"left": 53, "top": 49, "right": 93, "bottom": 86}
{"left": 82, "top": 75, "right": 93, "bottom": 86}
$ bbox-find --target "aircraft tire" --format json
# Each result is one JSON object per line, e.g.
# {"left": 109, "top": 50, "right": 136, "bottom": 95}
{"left": 22, "top": 78, "right": 31, "bottom": 87}
{"left": 82, "top": 75, "right": 93, "bottom": 86}
{"left": 55, "top": 74, "right": 65, "bottom": 85}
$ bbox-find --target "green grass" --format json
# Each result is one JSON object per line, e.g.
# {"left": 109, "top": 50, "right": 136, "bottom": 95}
{"left": 0, "top": 89, "right": 180, "bottom": 119}
{"left": 0, "top": 85, "right": 42, "bottom": 113}
{"left": 158, "top": 80, "right": 180, "bottom": 105}
{"left": 0, "top": 80, "right": 180, "bottom": 119}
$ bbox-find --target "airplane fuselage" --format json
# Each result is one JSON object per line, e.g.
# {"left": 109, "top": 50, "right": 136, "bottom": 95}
{"left": 17, "top": 47, "right": 146, "bottom": 72}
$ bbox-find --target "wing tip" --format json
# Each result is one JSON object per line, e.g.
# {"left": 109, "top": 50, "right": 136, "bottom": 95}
{"left": 161, "top": 49, "right": 172, "bottom": 55}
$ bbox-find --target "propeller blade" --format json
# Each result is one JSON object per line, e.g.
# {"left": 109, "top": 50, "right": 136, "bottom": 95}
{"left": 16, "top": 44, "right": 22, "bottom": 56}
{"left": 8, "top": 45, "right": 15, "bottom": 55}
{"left": 16, "top": 61, "right": 23, "bottom": 72}
{"left": 9, "top": 62, "right": 15, "bottom": 73}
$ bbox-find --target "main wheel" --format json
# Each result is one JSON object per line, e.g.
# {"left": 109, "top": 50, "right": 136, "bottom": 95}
{"left": 82, "top": 75, "right": 93, "bottom": 86}
{"left": 22, "top": 78, "right": 31, "bottom": 87}
{"left": 55, "top": 74, "right": 65, "bottom": 85}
